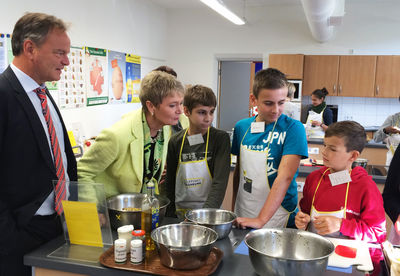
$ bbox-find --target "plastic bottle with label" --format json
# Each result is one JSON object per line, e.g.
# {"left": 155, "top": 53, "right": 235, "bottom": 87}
{"left": 141, "top": 181, "right": 159, "bottom": 251}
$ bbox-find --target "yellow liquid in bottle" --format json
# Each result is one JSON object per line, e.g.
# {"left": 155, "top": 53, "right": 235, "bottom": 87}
{"left": 141, "top": 209, "right": 155, "bottom": 251}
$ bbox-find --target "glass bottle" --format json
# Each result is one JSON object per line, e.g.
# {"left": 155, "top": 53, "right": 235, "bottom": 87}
{"left": 140, "top": 181, "right": 159, "bottom": 251}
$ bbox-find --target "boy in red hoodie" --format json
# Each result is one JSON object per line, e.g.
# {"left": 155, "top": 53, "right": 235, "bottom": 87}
{"left": 295, "top": 121, "right": 386, "bottom": 243}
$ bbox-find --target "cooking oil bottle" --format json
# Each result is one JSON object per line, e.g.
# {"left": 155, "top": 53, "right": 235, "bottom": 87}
{"left": 141, "top": 181, "right": 159, "bottom": 251}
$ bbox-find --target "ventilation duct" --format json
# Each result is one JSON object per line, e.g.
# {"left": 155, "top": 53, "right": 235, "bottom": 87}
{"left": 301, "top": 0, "right": 345, "bottom": 43}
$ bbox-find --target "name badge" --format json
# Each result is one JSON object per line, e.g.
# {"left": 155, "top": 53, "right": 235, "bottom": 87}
{"left": 329, "top": 170, "right": 352, "bottom": 186}
{"left": 187, "top": 134, "right": 204, "bottom": 146}
{"left": 251, "top": 122, "right": 265, "bottom": 133}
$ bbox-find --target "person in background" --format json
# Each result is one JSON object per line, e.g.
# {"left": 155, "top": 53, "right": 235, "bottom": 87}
{"left": 78, "top": 71, "right": 184, "bottom": 197}
{"left": 0, "top": 13, "right": 77, "bottom": 275}
{"left": 382, "top": 145, "right": 400, "bottom": 242}
{"left": 165, "top": 85, "right": 230, "bottom": 218}
{"left": 373, "top": 98, "right": 400, "bottom": 166}
{"left": 305, "top": 88, "right": 333, "bottom": 139}
{"left": 296, "top": 121, "right": 386, "bottom": 243}
{"left": 232, "top": 68, "right": 308, "bottom": 229}
{"left": 282, "top": 82, "right": 300, "bottom": 121}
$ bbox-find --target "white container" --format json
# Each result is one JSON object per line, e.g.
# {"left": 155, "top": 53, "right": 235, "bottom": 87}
{"left": 130, "top": 239, "right": 143, "bottom": 264}
{"left": 114, "top": 239, "right": 127, "bottom": 263}
{"left": 117, "top": 224, "right": 133, "bottom": 252}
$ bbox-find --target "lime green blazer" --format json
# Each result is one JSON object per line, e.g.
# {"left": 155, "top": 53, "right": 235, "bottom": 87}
{"left": 78, "top": 108, "right": 176, "bottom": 198}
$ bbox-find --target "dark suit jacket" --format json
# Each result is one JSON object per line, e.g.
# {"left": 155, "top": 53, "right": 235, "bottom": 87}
{"left": 0, "top": 66, "right": 77, "bottom": 255}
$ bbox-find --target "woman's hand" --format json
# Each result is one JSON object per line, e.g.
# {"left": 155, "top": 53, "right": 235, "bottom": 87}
{"left": 295, "top": 211, "right": 311, "bottom": 230}
{"left": 313, "top": 216, "right": 342, "bottom": 235}
{"left": 395, "top": 215, "right": 400, "bottom": 235}
{"left": 311, "top": 120, "right": 322, "bottom": 127}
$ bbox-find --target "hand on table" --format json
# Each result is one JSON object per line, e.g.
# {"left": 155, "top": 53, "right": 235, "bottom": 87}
{"left": 313, "top": 216, "right": 342, "bottom": 236}
{"left": 311, "top": 120, "right": 322, "bottom": 127}
{"left": 295, "top": 211, "right": 311, "bottom": 230}
{"left": 385, "top": 126, "right": 400, "bottom": 134}
{"left": 234, "top": 217, "right": 264, "bottom": 229}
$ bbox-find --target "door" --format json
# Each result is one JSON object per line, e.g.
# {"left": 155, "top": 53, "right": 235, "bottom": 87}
{"left": 303, "top": 55, "right": 339, "bottom": 96}
{"left": 218, "top": 61, "right": 252, "bottom": 131}
{"left": 375, "top": 55, "right": 400, "bottom": 98}
{"left": 338, "top": 55, "right": 377, "bottom": 97}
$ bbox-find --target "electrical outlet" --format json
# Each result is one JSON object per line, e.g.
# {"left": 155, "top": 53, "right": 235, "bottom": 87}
{"left": 308, "top": 147, "right": 319, "bottom": 155}
{"left": 297, "top": 182, "right": 305, "bottom": 192}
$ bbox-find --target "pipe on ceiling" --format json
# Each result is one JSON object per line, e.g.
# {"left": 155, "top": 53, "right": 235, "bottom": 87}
{"left": 301, "top": 0, "right": 345, "bottom": 43}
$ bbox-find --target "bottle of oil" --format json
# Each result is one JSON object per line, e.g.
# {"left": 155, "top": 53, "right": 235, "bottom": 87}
{"left": 140, "top": 181, "right": 159, "bottom": 251}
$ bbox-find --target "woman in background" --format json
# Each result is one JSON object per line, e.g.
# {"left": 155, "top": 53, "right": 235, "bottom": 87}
{"left": 282, "top": 82, "right": 300, "bottom": 121}
{"left": 305, "top": 87, "right": 333, "bottom": 138}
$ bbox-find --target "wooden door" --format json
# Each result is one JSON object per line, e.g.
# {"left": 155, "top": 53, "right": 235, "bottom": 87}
{"left": 375, "top": 55, "right": 400, "bottom": 98}
{"left": 268, "top": 54, "right": 304, "bottom": 79}
{"left": 338, "top": 55, "right": 377, "bottom": 97}
{"left": 303, "top": 55, "right": 339, "bottom": 96}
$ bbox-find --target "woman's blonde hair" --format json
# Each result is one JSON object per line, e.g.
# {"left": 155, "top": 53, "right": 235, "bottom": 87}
{"left": 139, "top": 71, "right": 184, "bottom": 112}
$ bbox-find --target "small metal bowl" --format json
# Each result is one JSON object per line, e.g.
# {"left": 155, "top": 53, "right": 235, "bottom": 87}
{"left": 106, "top": 193, "right": 170, "bottom": 230}
{"left": 185, "top": 208, "right": 237, "bottom": 240}
{"left": 151, "top": 223, "right": 218, "bottom": 270}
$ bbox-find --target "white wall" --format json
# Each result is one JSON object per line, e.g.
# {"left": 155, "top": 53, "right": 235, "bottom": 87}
{"left": 165, "top": 0, "right": 400, "bottom": 127}
{"left": 0, "top": 0, "right": 168, "bottom": 137}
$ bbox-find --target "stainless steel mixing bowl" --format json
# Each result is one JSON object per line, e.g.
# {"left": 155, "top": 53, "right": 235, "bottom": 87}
{"left": 185, "top": 208, "right": 237, "bottom": 240}
{"left": 106, "top": 193, "right": 170, "bottom": 230}
{"left": 151, "top": 223, "right": 218, "bottom": 270}
{"left": 245, "top": 228, "right": 335, "bottom": 276}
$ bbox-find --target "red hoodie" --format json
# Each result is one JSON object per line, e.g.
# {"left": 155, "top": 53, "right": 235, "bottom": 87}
{"left": 300, "top": 166, "right": 386, "bottom": 243}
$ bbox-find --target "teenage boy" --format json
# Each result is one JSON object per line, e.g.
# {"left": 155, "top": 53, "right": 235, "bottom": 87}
{"left": 295, "top": 121, "right": 386, "bottom": 243}
{"left": 165, "top": 85, "right": 230, "bottom": 218}
{"left": 232, "top": 68, "right": 308, "bottom": 229}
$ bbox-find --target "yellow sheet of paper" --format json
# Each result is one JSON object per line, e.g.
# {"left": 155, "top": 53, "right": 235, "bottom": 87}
{"left": 63, "top": 201, "right": 103, "bottom": 247}
{"left": 67, "top": 131, "right": 79, "bottom": 154}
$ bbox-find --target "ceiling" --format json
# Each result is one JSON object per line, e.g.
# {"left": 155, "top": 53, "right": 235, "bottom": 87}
{"left": 150, "top": 0, "right": 300, "bottom": 10}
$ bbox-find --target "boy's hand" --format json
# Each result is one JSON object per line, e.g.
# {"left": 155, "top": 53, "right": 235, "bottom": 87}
{"left": 395, "top": 215, "right": 400, "bottom": 235}
{"left": 313, "top": 216, "right": 342, "bottom": 235}
{"left": 295, "top": 211, "right": 311, "bottom": 230}
{"left": 234, "top": 217, "right": 264, "bottom": 229}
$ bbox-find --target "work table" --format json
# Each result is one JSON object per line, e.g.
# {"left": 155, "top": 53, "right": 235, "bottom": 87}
{"left": 25, "top": 218, "right": 387, "bottom": 276}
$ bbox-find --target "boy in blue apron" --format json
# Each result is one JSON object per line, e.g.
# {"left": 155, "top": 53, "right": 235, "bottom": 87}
{"left": 165, "top": 85, "right": 231, "bottom": 219}
{"left": 296, "top": 121, "right": 386, "bottom": 243}
{"left": 231, "top": 68, "right": 308, "bottom": 229}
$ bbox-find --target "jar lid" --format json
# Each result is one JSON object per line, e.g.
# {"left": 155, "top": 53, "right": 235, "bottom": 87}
{"left": 131, "top": 239, "right": 142, "bottom": 247}
{"left": 118, "top": 225, "right": 134, "bottom": 233}
{"left": 132, "top": 229, "right": 145, "bottom": 236}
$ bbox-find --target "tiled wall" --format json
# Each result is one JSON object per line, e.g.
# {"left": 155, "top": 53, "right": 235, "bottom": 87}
{"left": 302, "top": 96, "right": 399, "bottom": 127}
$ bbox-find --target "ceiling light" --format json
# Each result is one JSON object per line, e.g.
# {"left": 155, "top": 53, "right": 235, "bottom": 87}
{"left": 200, "top": 0, "right": 245, "bottom": 25}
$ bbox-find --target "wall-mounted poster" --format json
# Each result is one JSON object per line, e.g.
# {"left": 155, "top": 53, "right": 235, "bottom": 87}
{"left": 126, "top": 54, "right": 141, "bottom": 103}
{"left": 85, "top": 47, "right": 108, "bottom": 106}
{"left": 108, "top": 50, "right": 126, "bottom": 104}
{"left": 0, "top": 34, "right": 7, "bottom": 73}
{"left": 58, "top": 46, "right": 86, "bottom": 109}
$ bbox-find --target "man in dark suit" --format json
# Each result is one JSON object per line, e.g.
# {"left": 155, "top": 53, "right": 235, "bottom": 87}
{"left": 0, "top": 13, "right": 77, "bottom": 275}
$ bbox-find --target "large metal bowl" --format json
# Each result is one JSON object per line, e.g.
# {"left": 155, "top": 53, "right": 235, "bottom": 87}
{"left": 106, "top": 193, "right": 170, "bottom": 230}
{"left": 151, "top": 223, "right": 218, "bottom": 270}
{"left": 185, "top": 208, "right": 237, "bottom": 240}
{"left": 245, "top": 228, "right": 334, "bottom": 276}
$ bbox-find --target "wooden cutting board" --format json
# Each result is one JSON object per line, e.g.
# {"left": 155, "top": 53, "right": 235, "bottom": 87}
{"left": 327, "top": 237, "right": 373, "bottom": 271}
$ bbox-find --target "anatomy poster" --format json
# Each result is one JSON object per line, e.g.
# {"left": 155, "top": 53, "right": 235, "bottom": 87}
{"left": 85, "top": 47, "right": 108, "bottom": 106}
{"left": 0, "top": 34, "right": 7, "bottom": 73}
{"left": 58, "top": 47, "right": 86, "bottom": 109}
{"left": 125, "top": 54, "right": 141, "bottom": 103}
{"left": 107, "top": 50, "right": 126, "bottom": 104}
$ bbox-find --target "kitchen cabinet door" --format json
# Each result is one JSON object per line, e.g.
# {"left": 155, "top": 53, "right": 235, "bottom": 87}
{"left": 303, "top": 55, "right": 339, "bottom": 96}
{"left": 337, "top": 55, "right": 377, "bottom": 97}
{"left": 268, "top": 54, "right": 304, "bottom": 80}
{"left": 375, "top": 55, "right": 400, "bottom": 98}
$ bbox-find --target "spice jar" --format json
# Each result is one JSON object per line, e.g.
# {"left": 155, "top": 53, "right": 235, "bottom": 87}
{"left": 114, "top": 239, "right": 127, "bottom": 264}
{"left": 117, "top": 225, "right": 133, "bottom": 252}
{"left": 130, "top": 239, "right": 143, "bottom": 264}
{"left": 132, "top": 229, "right": 146, "bottom": 259}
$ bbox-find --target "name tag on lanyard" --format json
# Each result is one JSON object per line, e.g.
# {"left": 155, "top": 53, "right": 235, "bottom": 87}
{"left": 329, "top": 170, "right": 352, "bottom": 186}
{"left": 251, "top": 122, "right": 265, "bottom": 133}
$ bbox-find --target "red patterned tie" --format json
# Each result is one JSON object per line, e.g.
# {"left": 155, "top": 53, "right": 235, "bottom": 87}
{"left": 34, "top": 87, "right": 66, "bottom": 215}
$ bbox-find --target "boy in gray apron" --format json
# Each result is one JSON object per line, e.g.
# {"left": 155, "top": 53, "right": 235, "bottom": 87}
{"left": 165, "top": 85, "right": 231, "bottom": 219}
